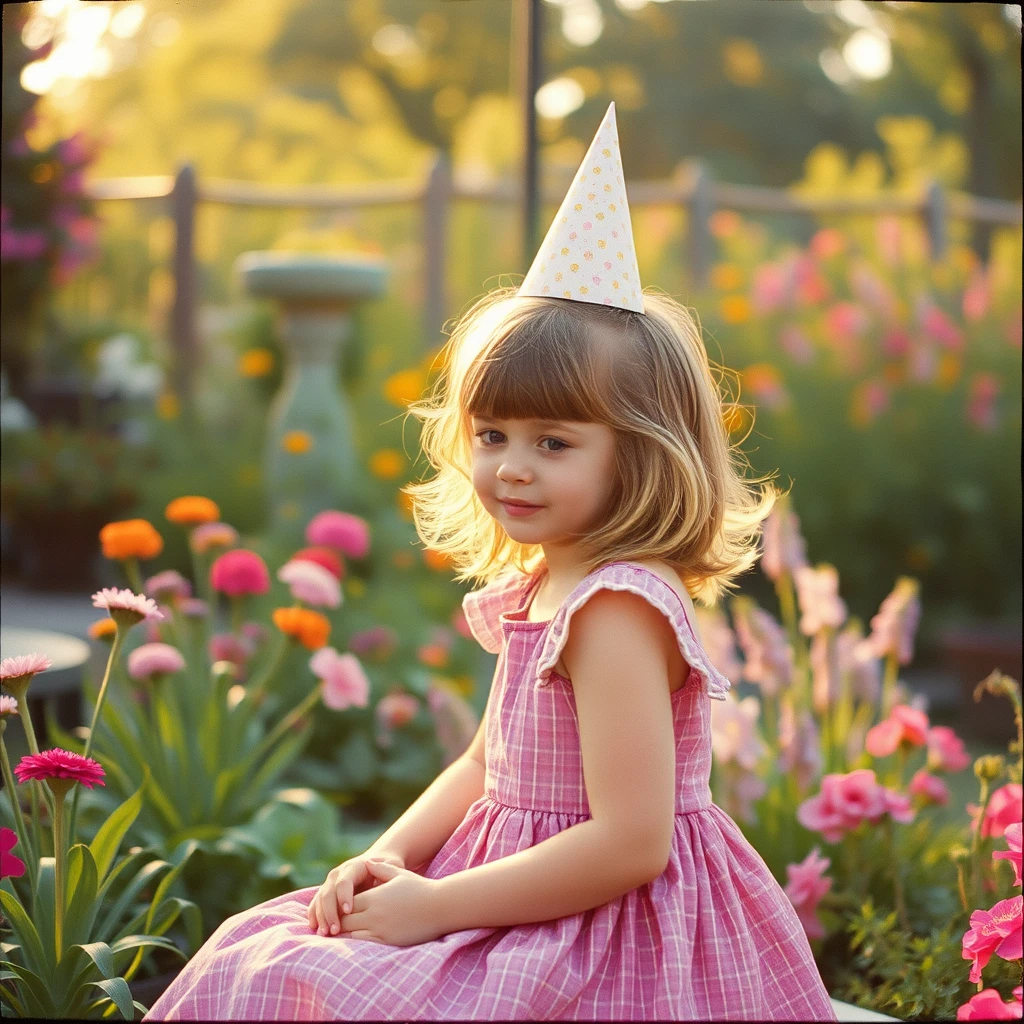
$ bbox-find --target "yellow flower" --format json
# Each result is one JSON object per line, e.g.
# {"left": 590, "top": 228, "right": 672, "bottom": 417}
{"left": 369, "top": 449, "right": 404, "bottom": 479}
{"left": 282, "top": 430, "right": 313, "bottom": 454}
{"left": 88, "top": 618, "right": 117, "bottom": 641}
{"left": 156, "top": 392, "right": 179, "bottom": 420}
{"left": 384, "top": 368, "right": 425, "bottom": 407}
{"left": 397, "top": 491, "right": 415, "bottom": 521}
{"left": 722, "top": 405, "right": 750, "bottom": 436}
{"left": 710, "top": 263, "right": 744, "bottom": 292}
{"left": 166, "top": 495, "right": 220, "bottom": 525}
{"left": 239, "top": 348, "right": 275, "bottom": 378}
{"left": 720, "top": 295, "right": 753, "bottom": 324}
{"left": 936, "top": 353, "right": 961, "bottom": 390}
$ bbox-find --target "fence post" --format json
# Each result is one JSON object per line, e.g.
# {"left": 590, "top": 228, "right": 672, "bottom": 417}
{"left": 169, "top": 164, "right": 199, "bottom": 412}
{"left": 924, "top": 180, "right": 947, "bottom": 262}
{"left": 688, "top": 160, "right": 714, "bottom": 290}
{"left": 423, "top": 152, "right": 451, "bottom": 351}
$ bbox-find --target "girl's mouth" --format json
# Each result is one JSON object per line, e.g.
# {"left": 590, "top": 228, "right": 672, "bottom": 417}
{"left": 501, "top": 501, "right": 543, "bottom": 517}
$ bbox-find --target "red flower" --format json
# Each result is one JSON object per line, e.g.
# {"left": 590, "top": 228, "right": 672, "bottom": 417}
{"left": 14, "top": 748, "right": 106, "bottom": 792}
{"left": 0, "top": 827, "right": 25, "bottom": 879}
{"left": 961, "top": 895, "right": 1023, "bottom": 984}
{"left": 291, "top": 546, "right": 345, "bottom": 581}
{"left": 210, "top": 549, "right": 271, "bottom": 597}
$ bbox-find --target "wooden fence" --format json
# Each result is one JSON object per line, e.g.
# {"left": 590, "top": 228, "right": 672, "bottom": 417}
{"left": 83, "top": 158, "right": 1023, "bottom": 404}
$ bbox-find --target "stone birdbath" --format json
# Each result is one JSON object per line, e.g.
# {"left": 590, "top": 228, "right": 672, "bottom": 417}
{"left": 235, "top": 251, "right": 389, "bottom": 547}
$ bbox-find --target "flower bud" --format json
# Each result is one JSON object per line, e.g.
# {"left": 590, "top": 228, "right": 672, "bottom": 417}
{"left": 974, "top": 755, "right": 1005, "bottom": 783}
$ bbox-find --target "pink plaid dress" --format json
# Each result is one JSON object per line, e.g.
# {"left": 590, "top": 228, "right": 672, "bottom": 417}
{"left": 143, "top": 561, "right": 837, "bottom": 1021}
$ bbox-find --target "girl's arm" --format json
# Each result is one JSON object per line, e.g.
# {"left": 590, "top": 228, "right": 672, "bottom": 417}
{"left": 433, "top": 589, "right": 678, "bottom": 932}
{"left": 364, "top": 719, "right": 488, "bottom": 873}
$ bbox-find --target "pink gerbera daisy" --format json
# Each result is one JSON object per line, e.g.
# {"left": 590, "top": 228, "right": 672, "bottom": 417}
{"left": 0, "top": 695, "right": 19, "bottom": 717}
{"left": 91, "top": 587, "right": 164, "bottom": 626}
{"left": 14, "top": 748, "right": 106, "bottom": 797}
{"left": 1, "top": 827, "right": 25, "bottom": 879}
{"left": 1, "top": 652, "right": 52, "bottom": 688}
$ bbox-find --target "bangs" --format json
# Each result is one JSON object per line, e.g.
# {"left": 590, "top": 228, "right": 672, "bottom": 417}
{"left": 461, "top": 301, "right": 616, "bottom": 425}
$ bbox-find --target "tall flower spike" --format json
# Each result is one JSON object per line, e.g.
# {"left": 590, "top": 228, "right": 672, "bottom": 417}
{"left": 518, "top": 101, "right": 644, "bottom": 313}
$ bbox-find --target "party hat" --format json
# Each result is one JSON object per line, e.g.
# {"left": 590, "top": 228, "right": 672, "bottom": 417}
{"left": 519, "top": 101, "right": 643, "bottom": 313}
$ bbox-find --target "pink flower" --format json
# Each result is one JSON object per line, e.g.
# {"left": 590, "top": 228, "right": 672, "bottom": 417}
{"left": 144, "top": 570, "right": 192, "bottom": 602}
{"left": 962, "top": 271, "right": 990, "bottom": 322}
{"left": 427, "top": 681, "right": 480, "bottom": 769}
{"left": 881, "top": 327, "right": 911, "bottom": 358}
{"left": 376, "top": 692, "right": 418, "bottom": 730}
{"left": 876, "top": 216, "right": 902, "bottom": 266}
{"left": 1, "top": 652, "right": 52, "bottom": 686}
{"left": 794, "top": 564, "right": 847, "bottom": 636}
{"left": 733, "top": 769, "right": 768, "bottom": 824}
{"left": 908, "top": 769, "right": 950, "bottom": 806}
{"left": 179, "top": 598, "right": 209, "bottom": 618}
{"left": 865, "top": 705, "right": 930, "bottom": 758}
{"left": 14, "top": 748, "right": 106, "bottom": 790}
{"left": 277, "top": 559, "right": 342, "bottom": 609}
{"left": 962, "top": 895, "right": 1023, "bottom": 984}
{"left": 810, "top": 228, "right": 845, "bottom": 261}
{"left": 956, "top": 987, "right": 1023, "bottom": 1020}
{"left": 144, "top": 605, "right": 173, "bottom": 643}
{"left": 761, "top": 501, "right": 809, "bottom": 583}
{"left": 859, "top": 578, "right": 921, "bottom": 665}
{"left": 797, "top": 769, "right": 889, "bottom": 842}
{"left": 291, "top": 546, "right": 344, "bottom": 580}
{"left": 0, "top": 827, "right": 26, "bottom": 879}
{"left": 450, "top": 607, "right": 473, "bottom": 640}
{"left": 752, "top": 263, "right": 790, "bottom": 314}
{"left": 189, "top": 521, "right": 239, "bottom": 554}
{"left": 210, "top": 549, "right": 270, "bottom": 597}
{"left": 969, "top": 785, "right": 1024, "bottom": 840}
{"left": 777, "top": 700, "right": 822, "bottom": 793}
{"left": 966, "top": 372, "right": 1000, "bottom": 432}
{"left": 693, "top": 607, "right": 745, "bottom": 685}
{"left": 127, "top": 643, "right": 186, "bottom": 680}
{"left": 824, "top": 301, "right": 869, "bottom": 341}
{"left": 919, "top": 299, "right": 963, "bottom": 351}
{"left": 710, "top": 692, "right": 768, "bottom": 771}
{"left": 993, "top": 822, "right": 1022, "bottom": 887}
{"left": 779, "top": 323, "right": 815, "bottom": 364}
{"left": 0, "top": 695, "right": 19, "bottom": 717}
{"left": 92, "top": 587, "right": 164, "bottom": 623}
{"left": 926, "top": 725, "right": 971, "bottom": 773}
{"left": 349, "top": 625, "right": 398, "bottom": 661}
{"left": 732, "top": 600, "right": 793, "bottom": 697}
{"left": 208, "top": 633, "right": 254, "bottom": 669}
{"left": 881, "top": 786, "right": 916, "bottom": 823}
{"left": 305, "top": 510, "right": 370, "bottom": 559}
{"left": 309, "top": 647, "right": 370, "bottom": 711}
{"left": 835, "top": 620, "right": 881, "bottom": 705}
{"left": 784, "top": 847, "right": 833, "bottom": 940}
{"left": 848, "top": 261, "right": 897, "bottom": 322}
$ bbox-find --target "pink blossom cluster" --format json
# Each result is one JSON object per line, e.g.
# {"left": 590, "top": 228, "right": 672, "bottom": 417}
{"left": 796, "top": 768, "right": 914, "bottom": 843}
{"left": 783, "top": 847, "right": 833, "bottom": 940}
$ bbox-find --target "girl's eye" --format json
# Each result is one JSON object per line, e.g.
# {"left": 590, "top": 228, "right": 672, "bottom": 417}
{"left": 475, "top": 431, "right": 568, "bottom": 452}
{"left": 541, "top": 437, "right": 568, "bottom": 452}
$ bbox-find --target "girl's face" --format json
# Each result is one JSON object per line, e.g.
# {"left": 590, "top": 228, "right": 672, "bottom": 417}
{"left": 470, "top": 416, "right": 618, "bottom": 550}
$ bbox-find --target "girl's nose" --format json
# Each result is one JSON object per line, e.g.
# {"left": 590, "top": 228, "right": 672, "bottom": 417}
{"left": 497, "top": 461, "right": 532, "bottom": 483}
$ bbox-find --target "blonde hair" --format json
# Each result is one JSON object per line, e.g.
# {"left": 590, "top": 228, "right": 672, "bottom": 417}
{"left": 402, "top": 286, "right": 782, "bottom": 606}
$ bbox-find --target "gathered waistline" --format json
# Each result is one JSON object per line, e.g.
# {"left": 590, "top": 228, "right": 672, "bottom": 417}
{"left": 481, "top": 793, "right": 712, "bottom": 817}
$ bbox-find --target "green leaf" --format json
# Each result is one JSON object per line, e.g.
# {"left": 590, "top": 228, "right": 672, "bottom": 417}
{"left": 27, "top": 857, "right": 55, "bottom": 971}
{"left": 96, "top": 845, "right": 152, "bottom": 906}
{"left": 89, "top": 767, "right": 149, "bottom": 888}
{"left": 42, "top": 706, "right": 85, "bottom": 754}
{"left": 236, "top": 722, "right": 312, "bottom": 813}
{"left": 0, "top": 978, "right": 29, "bottom": 1017}
{"left": 63, "top": 844, "right": 100, "bottom": 951}
{"left": 0, "top": 889, "right": 51, "bottom": 979}
{"left": 93, "top": 859, "right": 171, "bottom": 947}
{"left": 212, "top": 762, "right": 249, "bottom": 818}
{"left": 0, "top": 959, "right": 57, "bottom": 1017}
{"left": 81, "top": 975, "right": 135, "bottom": 1020}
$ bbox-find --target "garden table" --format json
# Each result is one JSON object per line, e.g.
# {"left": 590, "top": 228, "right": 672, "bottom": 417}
{"left": 0, "top": 625, "right": 90, "bottom": 748}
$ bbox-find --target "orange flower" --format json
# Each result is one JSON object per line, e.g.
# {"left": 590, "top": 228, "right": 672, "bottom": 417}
{"left": 238, "top": 348, "right": 275, "bottom": 378}
{"left": 423, "top": 548, "right": 454, "bottom": 572}
{"left": 710, "top": 263, "right": 744, "bottom": 291}
{"left": 418, "top": 644, "right": 449, "bottom": 668}
{"left": 396, "top": 490, "right": 415, "bottom": 522}
{"left": 272, "top": 607, "right": 331, "bottom": 650}
{"left": 165, "top": 496, "right": 220, "bottom": 525}
{"left": 369, "top": 449, "right": 404, "bottom": 479}
{"left": 100, "top": 519, "right": 164, "bottom": 561}
{"left": 384, "top": 369, "right": 425, "bottom": 407}
{"left": 709, "top": 210, "right": 742, "bottom": 239}
{"left": 88, "top": 618, "right": 117, "bottom": 641}
{"left": 282, "top": 430, "right": 313, "bottom": 454}
{"left": 720, "top": 295, "right": 752, "bottom": 324}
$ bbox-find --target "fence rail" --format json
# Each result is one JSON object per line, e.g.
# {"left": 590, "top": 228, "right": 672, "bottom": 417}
{"left": 82, "top": 159, "right": 1023, "bottom": 404}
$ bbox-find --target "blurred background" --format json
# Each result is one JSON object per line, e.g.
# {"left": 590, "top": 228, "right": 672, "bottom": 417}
{"left": 1, "top": 0, "right": 1021, "bottom": 764}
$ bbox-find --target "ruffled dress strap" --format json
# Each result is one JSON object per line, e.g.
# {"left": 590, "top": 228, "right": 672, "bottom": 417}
{"left": 461, "top": 568, "right": 537, "bottom": 654}
{"left": 535, "top": 561, "right": 733, "bottom": 700}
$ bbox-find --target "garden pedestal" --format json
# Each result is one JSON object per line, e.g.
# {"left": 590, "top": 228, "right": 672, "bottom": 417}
{"left": 235, "top": 252, "right": 389, "bottom": 547}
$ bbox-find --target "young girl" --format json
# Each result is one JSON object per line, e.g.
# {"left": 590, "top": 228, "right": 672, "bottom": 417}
{"left": 144, "top": 104, "right": 838, "bottom": 1021}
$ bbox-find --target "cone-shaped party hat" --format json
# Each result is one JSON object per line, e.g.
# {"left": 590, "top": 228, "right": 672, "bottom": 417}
{"left": 518, "top": 101, "right": 643, "bottom": 313}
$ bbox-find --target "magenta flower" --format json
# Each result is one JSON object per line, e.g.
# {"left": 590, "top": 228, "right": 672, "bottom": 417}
{"left": 797, "top": 769, "right": 902, "bottom": 842}
{"left": 962, "top": 894, "right": 1023, "bottom": 984}
{"left": 209, "top": 633, "right": 254, "bottom": 678}
{"left": 966, "top": 372, "right": 1000, "bottom": 432}
{"left": 127, "top": 643, "right": 186, "bottom": 680}
{"left": 1, "top": 652, "right": 52, "bottom": 687}
{"left": 179, "top": 598, "right": 210, "bottom": 618}
{"left": 209, "top": 549, "right": 270, "bottom": 597}
{"left": 956, "top": 987, "right": 1022, "bottom": 1020}
{"left": 14, "top": 748, "right": 106, "bottom": 792}
{"left": 241, "top": 621, "right": 269, "bottom": 647}
{"left": 309, "top": 647, "right": 370, "bottom": 711}
{"left": 858, "top": 578, "right": 921, "bottom": 665}
{"left": 865, "top": 704, "right": 930, "bottom": 758}
{"left": 969, "top": 784, "right": 1024, "bottom": 840}
{"left": 992, "top": 822, "right": 1022, "bottom": 888}
{"left": 0, "top": 695, "right": 19, "bottom": 718}
{"left": 0, "top": 827, "right": 25, "bottom": 880}
{"left": 427, "top": 681, "right": 480, "bottom": 769}
{"left": 732, "top": 600, "right": 793, "bottom": 697}
{"left": 144, "top": 569, "right": 192, "bottom": 602}
{"left": 926, "top": 725, "right": 971, "bottom": 773}
{"left": 794, "top": 564, "right": 847, "bottom": 636}
{"left": 306, "top": 510, "right": 370, "bottom": 559}
{"left": 761, "top": 500, "right": 809, "bottom": 583}
{"left": 908, "top": 769, "right": 950, "bottom": 806}
{"left": 190, "top": 521, "right": 239, "bottom": 555}
{"left": 277, "top": 559, "right": 342, "bottom": 609}
{"left": 91, "top": 587, "right": 164, "bottom": 624}
{"left": 349, "top": 625, "right": 398, "bottom": 661}
{"left": 784, "top": 847, "right": 833, "bottom": 940}
{"left": 376, "top": 692, "right": 419, "bottom": 730}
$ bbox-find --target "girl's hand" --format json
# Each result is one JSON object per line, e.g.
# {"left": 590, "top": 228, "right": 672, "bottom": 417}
{"left": 308, "top": 851, "right": 405, "bottom": 936}
{"left": 338, "top": 859, "right": 447, "bottom": 947}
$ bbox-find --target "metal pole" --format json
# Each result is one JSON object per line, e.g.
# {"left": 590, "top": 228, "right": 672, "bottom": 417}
{"left": 515, "top": 0, "right": 542, "bottom": 274}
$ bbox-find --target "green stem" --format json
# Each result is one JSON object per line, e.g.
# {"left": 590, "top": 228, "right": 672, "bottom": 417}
{"left": 248, "top": 685, "right": 321, "bottom": 769}
{"left": 884, "top": 816, "right": 910, "bottom": 930}
{"left": 68, "top": 627, "right": 126, "bottom": 845}
{"left": 881, "top": 652, "right": 899, "bottom": 719}
{"left": 52, "top": 789, "right": 66, "bottom": 960}
{"left": 9, "top": 687, "right": 57, "bottom": 823}
{"left": 123, "top": 557, "right": 144, "bottom": 594}
{"left": 970, "top": 780, "right": 994, "bottom": 909}
{"left": 244, "top": 632, "right": 290, "bottom": 710}
{"left": 0, "top": 730, "right": 38, "bottom": 895}
{"left": 230, "top": 596, "right": 245, "bottom": 636}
